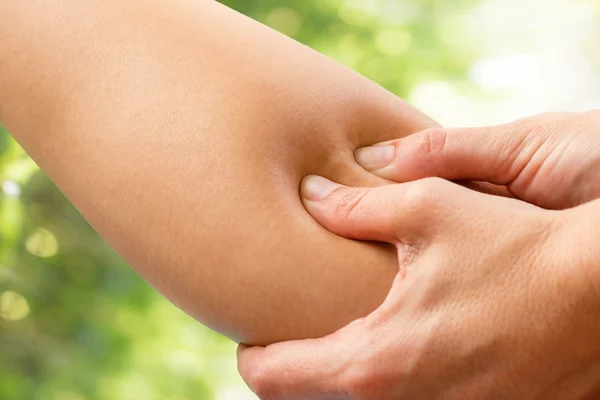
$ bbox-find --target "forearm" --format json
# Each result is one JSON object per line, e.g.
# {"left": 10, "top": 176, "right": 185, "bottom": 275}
{"left": 0, "top": 0, "right": 437, "bottom": 344}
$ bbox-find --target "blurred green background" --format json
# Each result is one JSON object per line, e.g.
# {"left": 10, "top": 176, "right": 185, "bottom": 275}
{"left": 1, "top": 1, "right": 598, "bottom": 399}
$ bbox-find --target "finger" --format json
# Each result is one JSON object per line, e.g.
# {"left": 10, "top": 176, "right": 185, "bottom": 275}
{"left": 237, "top": 338, "right": 351, "bottom": 399}
{"left": 458, "top": 181, "right": 515, "bottom": 199}
{"left": 354, "top": 123, "right": 542, "bottom": 186}
{"left": 300, "top": 175, "right": 463, "bottom": 244}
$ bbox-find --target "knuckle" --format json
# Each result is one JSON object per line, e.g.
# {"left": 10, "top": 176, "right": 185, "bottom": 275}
{"left": 332, "top": 188, "right": 370, "bottom": 222}
{"left": 415, "top": 127, "right": 449, "bottom": 158}
{"left": 514, "top": 115, "right": 544, "bottom": 135}
{"left": 404, "top": 177, "right": 448, "bottom": 210}
{"left": 514, "top": 113, "right": 567, "bottom": 139}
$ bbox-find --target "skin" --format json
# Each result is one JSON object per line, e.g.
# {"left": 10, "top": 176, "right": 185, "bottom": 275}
{"left": 238, "top": 110, "right": 600, "bottom": 399}
{"left": 0, "top": 0, "right": 438, "bottom": 345}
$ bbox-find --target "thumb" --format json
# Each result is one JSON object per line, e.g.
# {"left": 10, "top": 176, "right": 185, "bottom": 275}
{"left": 300, "top": 175, "right": 463, "bottom": 244}
{"left": 354, "top": 123, "right": 541, "bottom": 187}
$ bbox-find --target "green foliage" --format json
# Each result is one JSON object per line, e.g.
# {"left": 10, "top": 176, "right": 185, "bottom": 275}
{"left": 222, "top": 0, "right": 479, "bottom": 96}
{"left": 0, "top": 1, "right": 480, "bottom": 399}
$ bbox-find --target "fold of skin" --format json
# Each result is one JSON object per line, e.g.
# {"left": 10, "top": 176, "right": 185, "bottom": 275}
{"left": 0, "top": 0, "right": 438, "bottom": 345}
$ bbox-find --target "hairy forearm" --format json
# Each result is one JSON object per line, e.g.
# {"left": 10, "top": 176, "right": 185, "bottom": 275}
{"left": 0, "top": 0, "right": 436, "bottom": 344}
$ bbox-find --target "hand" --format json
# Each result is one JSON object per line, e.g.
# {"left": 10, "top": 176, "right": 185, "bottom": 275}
{"left": 354, "top": 110, "right": 600, "bottom": 209}
{"left": 237, "top": 175, "right": 600, "bottom": 400}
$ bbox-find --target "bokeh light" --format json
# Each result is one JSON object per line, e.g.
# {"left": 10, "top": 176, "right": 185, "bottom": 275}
{"left": 25, "top": 228, "right": 59, "bottom": 258}
{"left": 0, "top": 291, "right": 30, "bottom": 321}
{"left": 1, "top": 180, "right": 21, "bottom": 198}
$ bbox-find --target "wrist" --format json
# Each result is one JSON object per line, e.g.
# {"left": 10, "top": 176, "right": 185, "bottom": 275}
{"left": 541, "top": 206, "right": 600, "bottom": 395}
{"left": 565, "top": 202, "right": 600, "bottom": 305}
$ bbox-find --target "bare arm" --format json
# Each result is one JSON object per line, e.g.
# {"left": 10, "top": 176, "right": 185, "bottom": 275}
{"left": 0, "top": 0, "right": 437, "bottom": 345}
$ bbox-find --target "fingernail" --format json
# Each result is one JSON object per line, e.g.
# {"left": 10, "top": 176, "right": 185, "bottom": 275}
{"left": 301, "top": 175, "right": 341, "bottom": 201}
{"left": 354, "top": 145, "right": 395, "bottom": 171}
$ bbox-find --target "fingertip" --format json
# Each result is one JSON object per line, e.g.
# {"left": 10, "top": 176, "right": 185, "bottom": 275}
{"left": 236, "top": 343, "right": 249, "bottom": 358}
{"left": 354, "top": 144, "right": 396, "bottom": 171}
{"left": 300, "top": 175, "right": 343, "bottom": 202}
{"left": 236, "top": 345, "right": 268, "bottom": 384}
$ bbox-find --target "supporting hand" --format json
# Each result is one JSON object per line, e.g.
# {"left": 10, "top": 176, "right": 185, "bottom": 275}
{"left": 237, "top": 175, "right": 600, "bottom": 400}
